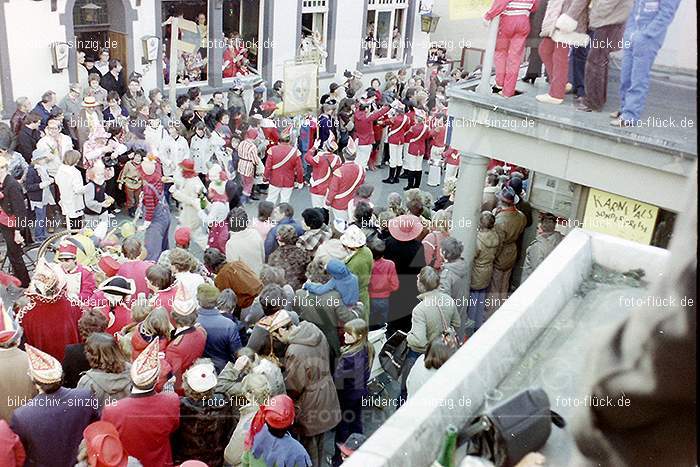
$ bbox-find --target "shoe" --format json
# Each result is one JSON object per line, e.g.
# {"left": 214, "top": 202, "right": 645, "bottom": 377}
{"left": 610, "top": 117, "right": 633, "bottom": 127}
{"left": 382, "top": 167, "right": 396, "bottom": 183}
{"left": 521, "top": 76, "right": 537, "bottom": 84}
{"left": 249, "top": 193, "right": 260, "bottom": 201}
{"left": 492, "top": 85, "right": 503, "bottom": 94}
{"left": 575, "top": 99, "right": 593, "bottom": 112}
{"left": 535, "top": 94, "right": 563, "bottom": 104}
{"left": 609, "top": 110, "right": 621, "bottom": 118}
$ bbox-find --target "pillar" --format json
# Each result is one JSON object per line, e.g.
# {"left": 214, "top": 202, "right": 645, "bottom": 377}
{"left": 476, "top": 17, "right": 500, "bottom": 95}
{"left": 451, "top": 152, "right": 489, "bottom": 289}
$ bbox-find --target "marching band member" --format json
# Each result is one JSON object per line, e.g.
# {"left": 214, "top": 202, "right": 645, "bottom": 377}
{"left": 382, "top": 99, "right": 411, "bottom": 184}
{"left": 325, "top": 138, "right": 365, "bottom": 221}
{"left": 306, "top": 134, "right": 342, "bottom": 209}
{"left": 264, "top": 126, "right": 304, "bottom": 205}
{"left": 403, "top": 110, "right": 430, "bottom": 190}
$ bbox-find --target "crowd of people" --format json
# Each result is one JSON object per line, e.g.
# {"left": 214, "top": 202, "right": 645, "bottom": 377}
{"left": 0, "top": 43, "right": 567, "bottom": 466}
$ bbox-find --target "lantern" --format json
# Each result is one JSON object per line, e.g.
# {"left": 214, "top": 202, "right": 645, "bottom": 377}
{"left": 420, "top": 12, "right": 440, "bottom": 33}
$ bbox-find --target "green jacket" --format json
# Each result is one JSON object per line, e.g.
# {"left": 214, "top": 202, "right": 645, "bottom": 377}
{"left": 345, "top": 246, "right": 374, "bottom": 322}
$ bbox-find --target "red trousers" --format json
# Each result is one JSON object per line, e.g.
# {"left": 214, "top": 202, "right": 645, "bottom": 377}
{"left": 538, "top": 38, "right": 570, "bottom": 99}
{"left": 495, "top": 16, "right": 531, "bottom": 97}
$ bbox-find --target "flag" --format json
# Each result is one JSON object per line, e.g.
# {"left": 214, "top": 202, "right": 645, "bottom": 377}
{"left": 174, "top": 17, "right": 201, "bottom": 54}
{"left": 282, "top": 62, "right": 319, "bottom": 115}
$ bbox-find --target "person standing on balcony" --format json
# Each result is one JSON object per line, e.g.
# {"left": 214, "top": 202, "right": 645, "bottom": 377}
{"left": 483, "top": 0, "right": 538, "bottom": 97}
{"left": 610, "top": 0, "right": 681, "bottom": 126}
{"left": 535, "top": 0, "right": 591, "bottom": 104}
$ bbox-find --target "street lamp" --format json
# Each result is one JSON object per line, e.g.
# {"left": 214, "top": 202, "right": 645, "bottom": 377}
{"left": 81, "top": 2, "right": 102, "bottom": 24}
{"left": 421, "top": 12, "right": 440, "bottom": 33}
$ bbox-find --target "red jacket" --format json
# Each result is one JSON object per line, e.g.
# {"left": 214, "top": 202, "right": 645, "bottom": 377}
{"left": 17, "top": 293, "right": 82, "bottom": 361}
{"left": 443, "top": 147, "right": 461, "bottom": 166}
{"left": 325, "top": 163, "right": 366, "bottom": 210}
{"left": 353, "top": 107, "right": 390, "bottom": 145}
{"left": 138, "top": 162, "right": 165, "bottom": 223}
{"left": 165, "top": 326, "right": 207, "bottom": 395}
{"left": 386, "top": 114, "right": 411, "bottom": 145}
{"left": 264, "top": 143, "right": 303, "bottom": 188}
{"left": 117, "top": 260, "right": 155, "bottom": 299}
{"left": 305, "top": 149, "right": 342, "bottom": 196}
{"left": 0, "top": 420, "right": 25, "bottom": 467}
{"left": 94, "top": 300, "right": 133, "bottom": 337}
{"left": 368, "top": 258, "right": 400, "bottom": 299}
{"left": 406, "top": 123, "right": 430, "bottom": 156}
{"left": 101, "top": 391, "right": 180, "bottom": 467}
{"left": 430, "top": 123, "right": 447, "bottom": 148}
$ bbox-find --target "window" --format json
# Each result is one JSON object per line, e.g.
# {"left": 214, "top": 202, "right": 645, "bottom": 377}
{"left": 161, "top": 0, "right": 208, "bottom": 85}
{"left": 223, "top": 0, "right": 261, "bottom": 77}
{"left": 300, "top": 0, "right": 329, "bottom": 66}
{"left": 364, "top": 0, "right": 408, "bottom": 65}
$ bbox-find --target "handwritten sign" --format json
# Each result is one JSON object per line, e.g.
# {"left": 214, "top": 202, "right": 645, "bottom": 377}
{"left": 449, "top": 0, "right": 491, "bottom": 19}
{"left": 583, "top": 188, "right": 659, "bottom": 245}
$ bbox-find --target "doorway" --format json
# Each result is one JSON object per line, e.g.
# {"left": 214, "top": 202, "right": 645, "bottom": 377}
{"left": 72, "top": 0, "right": 130, "bottom": 76}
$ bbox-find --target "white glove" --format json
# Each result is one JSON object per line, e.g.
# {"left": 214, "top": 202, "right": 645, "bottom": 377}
{"left": 138, "top": 221, "right": 151, "bottom": 232}
{"left": 39, "top": 180, "right": 53, "bottom": 189}
{"left": 482, "top": 17, "right": 491, "bottom": 27}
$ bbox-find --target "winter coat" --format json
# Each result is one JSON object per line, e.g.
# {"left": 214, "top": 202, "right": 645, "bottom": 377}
{"left": 55, "top": 163, "right": 86, "bottom": 218}
{"left": 589, "top": 0, "right": 634, "bottom": 28}
{"left": 214, "top": 261, "right": 264, "bottom": 309}
{"left": 540, "top": 0, "right": 591, "bottom": 46}
{"left": 268, "top": 244, "right": 311, "bottom": 291}
{"left": 224, "top": 403, "right": 258, "bottom": 466}
{"left": 384, "top": 238, "right": 427, "bottom": 329}
{"left": 165, "top": 326, "right": 208, "bottom": 395}
{"left": 369, "top": 258, "right": 400, "bottom": 299}
{"left": 334, "top": 347, "right": 370, "bottom": 402}
{"left": 226, "top": 228, "right": 265, "bottom": 276}
{"left": 197, "top": 308, "right": 242, "bottom": 374}
{"left": 439, "top": 258, "right": 470, "bottom": 338}
{"left": 406, "top": 290, "right": 461, "bottom": 354}
{"left": 0, "top": 348, "right": 37, "bottom": 423}
{"left": 522, "top": 231, "right": 565, "bottom": 281}
{"left": 77, "top": 367, "right": 132, "bottom": 409}
{"left": 284, "top": 322, "right": 342, "bottom": 436}
{"left": 493, "top": 207, "right": 527, "bottom": 271}
{"left": 293, "top": 289, "right": 360, "bottom": 367}
{"left": 345, "top": 246, "right": 374, "bottom": 321}
{"left": 471, "top": 229, "right": 501, "bottom": 290}
{"left": 172, "top": 394, "right": 235, "bottom": 467}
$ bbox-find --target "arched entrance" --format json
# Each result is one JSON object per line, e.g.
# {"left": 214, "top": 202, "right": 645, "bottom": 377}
{"left": 61, "top": 0, "right": 137, "bottom": 82}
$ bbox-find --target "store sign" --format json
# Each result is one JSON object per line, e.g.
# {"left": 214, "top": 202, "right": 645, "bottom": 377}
{"left": 583, "top": 189, "right": 659, "bottom": 245}
{"left": 449, "top": 0, "right": 491, "bottom": 19}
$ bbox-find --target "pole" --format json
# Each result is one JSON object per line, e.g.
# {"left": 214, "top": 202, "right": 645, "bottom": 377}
{"left": 475, "top": 16, "right": 500, "bottom": 95}
{"left": 168, "top": 16, "right": 179, "bottom": 113}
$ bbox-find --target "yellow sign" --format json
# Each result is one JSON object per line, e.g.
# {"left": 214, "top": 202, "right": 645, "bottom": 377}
{"left": 583, "top": 189, "right": 659, "bottom": 245}
{"left": 449, "top": 0, "right": 491, "bottom": 19}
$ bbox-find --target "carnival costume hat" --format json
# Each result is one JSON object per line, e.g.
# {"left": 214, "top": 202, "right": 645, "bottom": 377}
{"left": 172, "top": 284, "right": 198, "bottom": 317}
{"left": 97, "top": 256, "right": 121, "bottom": 278}
{"left": 0, "top": 302, "right": 21, "bottom": 345}
{"left": 26, "top": 344, "right": 63, "bottom": 384}
{"left": 99, "top": 276, "right": 136, "bottom": 297}
{"left": 178, "top": 159, "right": 197, "bottom": 178}
{"left": 184, "top": 359, "right": 217, "bottom": 393}
{"left": 130, "top": 338, "right": 160, "bottom": 388}
{"left": 324, "top": 132, "right": 338, "bottom": 152}
{"left": 57, "top": 241, "right": 79, "bottom": 260}
{"left": 245, "top": 128, "right": 258, "bottom": 140}
{"left": 343, "top": 137, "right": 357, "bottom": 158}
{"left": 279, "top": 125, "right": 292, "bottom": 141}
{"left": 29, "top": 258, "right": 66, "bottom": 298}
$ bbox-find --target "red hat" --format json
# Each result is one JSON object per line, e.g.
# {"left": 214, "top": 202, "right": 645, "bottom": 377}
{"left": 388, "top": 215, "right": 424, "bottom": 242}
{"left": 245, "top": 395, "right": 295, "bottom": 449}
{"left": 174, "top": 227, "right": 192, "bottom": 247}
{"left": 57, "top": 241, "right": 78, "bottom": 260}
{"left": 280, "top": 125, "right": 292, "bottom": 140}
{"left": 83, "top": 421, "right": 128, "bottom": 467}
{"left": 0, "top": 271, "right": 21, "bottom": 288}
{"left": 179, "top": 159, "right": 197, "bottom": 177}
{"left": 98, "top": 256, "right": 120, "bottom": 278}
{"left": 261, "top": 100, "right": 277, "bottom": 113}
{"left": 245, "top": 128, "right": 258, "bottom": 140}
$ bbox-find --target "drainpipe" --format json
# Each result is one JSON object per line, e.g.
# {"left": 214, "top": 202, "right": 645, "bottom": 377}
{"left": 476, "top": 16, "right": 500, "bottom": 95}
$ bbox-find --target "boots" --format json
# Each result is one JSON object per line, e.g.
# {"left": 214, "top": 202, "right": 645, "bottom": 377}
{"left": 391, "top": 168, "right": 400, "bottom": 184}
{"left": 403, "top": 171, "right": 414, "bottom": 191}
{"left": 414, "top": 171, "right": 422, "bottom": 188}
{"left": 399, "top": 166, "right": 409, "bottom": 179}
{"left": 382, "top": 167, "right": 396, "bottom": 184}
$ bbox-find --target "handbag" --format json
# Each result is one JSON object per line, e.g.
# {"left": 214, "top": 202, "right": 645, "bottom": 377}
{"left": 378, "top": 330, "right": 408, "bottom": 381}
{"left": 436, "top": 302, "right": 459, "bottom": 348}
{"left": 459, "top": 388, "right": 566, "bottom": 467}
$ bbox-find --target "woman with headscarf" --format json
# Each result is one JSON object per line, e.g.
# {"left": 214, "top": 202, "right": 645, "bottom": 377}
{"left": 242, "top": 394, "right": 312, "bottom": 467}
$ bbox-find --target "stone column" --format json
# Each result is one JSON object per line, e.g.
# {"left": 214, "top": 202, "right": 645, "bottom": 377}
{"left": 209, "top": 0, "right": 224, "bottom": 89}
{"left": 451, "top": 153, "right": 489, "bottom": 289}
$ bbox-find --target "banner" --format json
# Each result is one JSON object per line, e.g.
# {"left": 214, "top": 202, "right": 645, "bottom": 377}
{"left": 449, "top": 0, "right": 491, "bottom": 19}
{"left": 282, "top": 61, "right": 319, "bottom": 115}
{"left": 582, "top": 188, "right": 659, "bottom": 245}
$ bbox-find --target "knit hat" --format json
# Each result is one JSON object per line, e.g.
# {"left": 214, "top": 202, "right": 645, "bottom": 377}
{"left": 26, "top": 344, "right": 63, "bottom": 384}
{"left": 57, "top": 241, "right": 78, "bottom": 260}
{"left": 174, "top": 227, "right": 192, "bottom": 247}
{"left": 99, "top": 276, "right": 136, "bottom": 296}
{"left": 245, "top": 394, "right": 296, "bottom": 448}
{"left": 172, "top": 284, "right": 198, "bottom": 317}
{"left": 83, "top": 421, "right": 129, "bottom": 467}
{"left": 130, "top": 338, "right": 160, "bottom": 388}
{"left": 183, "top": 359, "right": 217, "bottom": 393}
{"left": 0, "top": 302, "right": 21, "bottom": 345}
{"left": 197, "top": 284, "right": 220, "bottom": 309}
{"left": 340, "top": 225, "right": 366, "bottom": 249}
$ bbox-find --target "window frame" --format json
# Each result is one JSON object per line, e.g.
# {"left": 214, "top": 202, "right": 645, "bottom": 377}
{"left": 365, "top": 0, "right": 409, "bottom": 65}
{"left": 298, "top": 0, "right": 337, "bottom": 76}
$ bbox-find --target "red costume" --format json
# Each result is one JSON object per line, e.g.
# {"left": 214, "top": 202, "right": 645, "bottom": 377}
{"left": 264, "top": 143, "right": 304, "bottom": 188}
{"left": 305, "top": 149, "right": 342, "bottom": 196}
{"left": 94, "top": 297, "right": 133, "bottom": 337}
{"left": 16, "top": 292, "right": 82, "bottom": 362}
{"left": 0, "top": 420, "right": 25, "bottom": 467}
{"left": 117, "top": 260, "right": 155, "bottom": 299}
{"left": 406, "top": 122, "right": 430, "bottom": 157}
{"left": 165, "top": 326, "right": 207, "bottom": 395}
{"left": 353, "top": 107, "right": 391, "bottom": 145}
{"left": 325, "top": 163, "right": 366, "bottom": 211}
{"left": 386, "top": 114, "right": 411, "bottom": 145}
{"left": 101, "top": 391, "right": 180, "bottom": 467}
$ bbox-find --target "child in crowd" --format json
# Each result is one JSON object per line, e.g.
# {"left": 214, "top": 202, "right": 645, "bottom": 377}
{"left": 303, "top": 259, "right": 359, "bottom": 308}
{"left": 25, "top": 148, "right": 55, "bottom": 242}
{"left": 190, "top": 122, "right": 213, "bottom": 184}
{"left": 118, "top": 150, "right": 144, "bottom": 217}
{"left": 348, "top": 184, "right": 375, "bottom": 222}
{"left": 333, "top": 318, "right": 373, "bottom": 467}
{"left": 367, "top": 239, "right": 399, "bottom": 330}
{"left": 252, "top": 201, "right": 274, "bottom": 240}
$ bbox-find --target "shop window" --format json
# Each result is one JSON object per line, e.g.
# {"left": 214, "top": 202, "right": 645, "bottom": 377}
{"left": 364, "top": 0, "right": 408, "bottom": 65}
{"left": 222, "top": 0, "right": 261, "bottom": 78}
{"left": 161, "top": 0, "right": 208, "bottom": 85}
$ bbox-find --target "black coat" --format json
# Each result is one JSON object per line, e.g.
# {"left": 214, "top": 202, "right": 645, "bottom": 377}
{"left": 62, "top": 343, "right": 90, "bottom": 388}
{"left": 383, "top": 237, "right": 426, "bottom": 332}
{"left": 100, "top": 71, "right": 126, "bottom": 96}
{"left": 25, "top": 166, "right": 44, "bottom": 202}
{"left": 0, "top": 173, "right": 28, "bottom": 223}
{"left": 16, "top": 126, "right": 40, "bottom": 164}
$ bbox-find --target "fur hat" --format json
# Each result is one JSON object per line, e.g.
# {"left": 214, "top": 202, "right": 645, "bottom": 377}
{"left": 26, "top": 344, "right": 63, "bottom": 384}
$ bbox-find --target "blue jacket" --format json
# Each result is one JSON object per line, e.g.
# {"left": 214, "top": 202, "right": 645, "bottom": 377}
{"left": 334, "top": 347, "right": 370, "bottom": 401}
{"left": 626, "top": 0, "right": 681, "bottom": 41}
{"left": 196, "top": 308, "right": 242, "bottom": 373}
{"left": 264, "top": 217, "right": 305, "bottom": 258}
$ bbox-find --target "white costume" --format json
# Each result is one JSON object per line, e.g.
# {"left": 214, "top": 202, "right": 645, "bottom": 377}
{"left": 190, "top": 134, "right": 213, "bottom": 175}
{"left": 170, "top": 176, "right": 208, "bottom": 249}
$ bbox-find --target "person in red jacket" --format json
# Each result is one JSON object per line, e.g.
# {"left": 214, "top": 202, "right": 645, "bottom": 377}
{"left": 382, "top": 99, "right": 411, "bottom": 185}
{"left": 102, "top": 338, "right": 180, "bottom": 467}
{"left": 305, "top": 135, "right": 342, "bottom": 209}
{"left": 56, "top": 241, "right": 96, "bottom": 307}
{"left": 352, "top": 99, "right": 390, "bottom": 170}
{"left": 15, "top": 259, "right": 83, "bottom": 362}
{"left": 165, "top": 285, "right": 207, "bottom": 395}
{"left": 0, "top": 420, "right": 25, "bottom": 467}
{"left": 443, "top": 146, "right": 461, "bottom": 182}
{"left": 325, "top": 138, "right": 366, "bottom": 222}
{"left": 94, "top": 276, "right": 135, "bottom": 337}
{"left": 264, "top": 125, "right": 303, "bottom": 205}
{"left": 368, "top": 239, "right": 399, "bottom": 330}
{"left": 403, "top": 111, "right": 430, "bottom": 190}
{"left": 138, "top": 156, "right": 171, "bottom": 262}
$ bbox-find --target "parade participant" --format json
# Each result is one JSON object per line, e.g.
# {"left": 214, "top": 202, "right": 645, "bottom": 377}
{"left": 242, "top": 394, "right": 312, "bottom": 467}
{"left": 172, "top": 359, "right": 234, "bottom": 467}
{"left": 353, "top": 99, "right": 390, "bottom": 170}
{"left": 171, "top": 159, "right": 208, "bottom": 250}
{"left": 165, "top": 286, "right": 207, "bottom": 395}
{"left": 10, "top": 345, "right": 98, "bottom": 467}
{"left": 442, "top": 146, "right": 460, "bottom": 182}
{"left": 325, "top": 139, "right": 365, "bottom": 222}
{"left": 190, "top": 122, "right": 212, "bottom": 181}
{"left": 117, "top": 150, "right": 143, "bottom": 218}
{"left": 15, "top": 260, "right": 83, "bottom": 361}
{"left": 210, "top": 122, "right": 234, "bottom": 174}
{"left": 95, "top": 276, "right": 136, "bottom": 336}
{"left": 264, "top": 125, "right": 304, "bottom": 205}
{"left": 271, "top": 317, "right": 341, "bottom": 466}
{"left": 403, "top": 110, "right": 430, "bottom": 190}
{"left": 237, "top": 128, "right": 263, "bottom": 203}
{"left": 260, "top": 101, "right": 280, "bottom": 146}
{"left": 488, "top": 186, "right": 527, "bottom": 311}
{"left": 138, "top": 155, "right": 171, "bottom": 261}
{"left": 161, "top": 123, "right": 190, "bottom": 204}
{"left": 522, "top": 212, "right": 564, "bottom": 281}
{"left": 76, "top": 333, "right": 132, "bottom": 409}
{"left": 318, "top": 100, "right": 337, "bottom": 147}
{"left": 0, "top": 155, "right": 30, "bottom": 287}
{"left": 101, "top": 339, "right": 181, "bottom": 467}
{"left": 56, "top": 240, "right": 96, "bottom": 304}
{"left": 206, "top": 197, "right": 231, "bottom": 254}
{"left": 306, "top": 134, "right": 342, "bottom": 209}
{"left": 383, "top": 99, "right": 411, "bottom": 184}
{"left": 427, "top": 114, "right": 447, "bottom": 186}
{"left": 0, "top": 305, "right": 36, "bottom": 423}
{"left": 483, "top": 0, "right": 537, "bottom": 97}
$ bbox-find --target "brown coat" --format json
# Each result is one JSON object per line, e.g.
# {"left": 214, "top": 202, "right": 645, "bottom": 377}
{"left": 471, "top": 229, "right": 501, "bottom": 290}
{"left": 0, "top": 347, "right": 38, "bottom": 423}
{"left": 214, "top": 261, "right": 263, "bottom": 309}
{"left": 283, "top": 322, "right": 341, "bottom": 437}
{"left": 493, "top": 208, "right": 527, "bottom": 271}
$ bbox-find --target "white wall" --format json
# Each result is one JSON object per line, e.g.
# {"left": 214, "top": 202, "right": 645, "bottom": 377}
{"left": 130, "top": 0, "right": 159, "bottom": 92}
